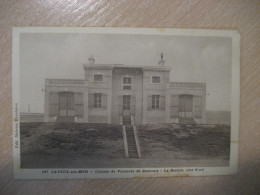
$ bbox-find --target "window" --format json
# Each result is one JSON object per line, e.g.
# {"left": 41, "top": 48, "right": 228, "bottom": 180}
{"left": 94, "top": 74, "right": 103, "bottom": 82}
{"left": 123, "top": 77, "right": 132, "bottom": 90}
{"left": 123, "top": 95, "right": 131, "bottom": 110}
{"left": 152, "top": 95, "right": 160, "bottom": 109}
{"left": 123, "top": 86, "right": 131, "bottom": 90}
{"left": 152, "top": 76, "right": 161, "bottom": 83}
{"left": 94, "top": 93, "right": 102, "bottom": 108}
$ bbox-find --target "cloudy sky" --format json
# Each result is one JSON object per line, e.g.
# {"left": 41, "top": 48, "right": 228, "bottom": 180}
{"left": 20, "top": 32, "right": 232, "bottom": 113}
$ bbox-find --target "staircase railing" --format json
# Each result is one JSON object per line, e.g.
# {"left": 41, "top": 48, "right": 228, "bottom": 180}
{"left": 122, "top": 126, "right": 129, "bottom": 158}
{"left": 131, "top": 115, "right": 134, "bottom": 125}
{"left": 120, "top": 115, "right": 123, "bottom": 125}
{"left": 133, "top": 125, "right": 141, "bottom": 158}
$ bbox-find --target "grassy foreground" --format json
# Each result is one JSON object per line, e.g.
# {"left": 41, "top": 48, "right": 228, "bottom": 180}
{"left": 20, "top": 122, "right": 230, "bottom": 168}
{"left": 137, "top": 123, "right": 230, "bottom": 160}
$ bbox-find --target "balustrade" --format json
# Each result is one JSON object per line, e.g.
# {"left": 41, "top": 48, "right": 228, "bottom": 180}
{"left": 46, "top": 79, "right": 86, "bottom": 86}
{"left": 168, "top": 82, "right": 206, "bottom": 88}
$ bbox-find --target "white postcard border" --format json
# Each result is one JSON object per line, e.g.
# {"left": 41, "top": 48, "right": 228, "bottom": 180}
{"left": 12, "top": 27, "right": 240, "bottom": 179}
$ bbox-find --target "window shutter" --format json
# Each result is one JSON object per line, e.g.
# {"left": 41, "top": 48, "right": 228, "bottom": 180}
{"left": 179, "top": 95, "right": 185, "bottom": 112}
{"left": 101, "top": 93, "right": 107, "bottom": 109}
{"left": 50, "top": 92, "right": 59, "bottom": 104}
{"left": 171, "top": 95, "right": 179, "bottom": 117}
{"left": 88, "top": 93, "right": 94, "bottom": 109}
{"left": 160, "top": 95, "right": 165, "bottom": 110}
{"left": 185, "top": 95, "right": 193, "bottom": 112}
{"left": 75, "top": 93, "right": 84, "bottom": 116}
{"left": 67, "top": 94, "right": 75, "bottom": 110}
{"left": 118, "top": 95, "right": 123, "bottom": 114}
{"left": 49, "top": 93, "right": 59, "bottom": 116}
{"left": 75, "top": 93, "right": 83, "bottom": 104}
{"left": 193, "top": 96, "right": 202, "bottom": 118}
{"left": 147, "top": 95, "right": 152, "bottom": 110}
{"left": 130, "top": 96, "right": 136, "bottom": 114}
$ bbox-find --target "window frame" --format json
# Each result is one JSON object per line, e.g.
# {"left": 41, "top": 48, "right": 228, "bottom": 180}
{"left": 94, "top": 93, "right": 102, "bottom": 108}
{"left": 93, "top": 74, "right": 104, "bottom": 82}
{"left": 122, "top": 76, "right": 132, "bottom": 90}
{"left": 151, "top": 76, "right": 161, "bottom": 84}
{"left": 152, "top": 95, "right": 160, "bottom": 109}
{"left": 123, "top": 95, "right": 131, "bottom": 110}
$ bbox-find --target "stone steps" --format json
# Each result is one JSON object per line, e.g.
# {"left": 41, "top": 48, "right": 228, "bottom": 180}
{"left": 56, "top": 116, "right": 75, "bottom": 123}
{"left": 123, "top": 117, "right": 131, "bottom": 125}
{"left": 179, "top": 117, "right": 196, "bottom": 124}
{"left": 125, "top": 125, "right": 138, "bottom": 158}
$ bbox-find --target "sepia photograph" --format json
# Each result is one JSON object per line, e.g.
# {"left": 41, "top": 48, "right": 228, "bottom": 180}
{"left": 13, "top": 27, "right": 240, "bottom": 178}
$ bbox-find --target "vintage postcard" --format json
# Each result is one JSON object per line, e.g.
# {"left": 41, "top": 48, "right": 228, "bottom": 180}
{"left": 13, "top": 27, "right": 240, "bottom": 179}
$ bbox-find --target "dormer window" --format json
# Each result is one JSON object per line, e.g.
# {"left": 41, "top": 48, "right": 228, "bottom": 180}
{"left": 94, "top": 74, "right": 103, "bottom": 82}
{"left": 152, "top": 76, "right": 161, "bottom": 84}
{"left": 123, "top": 76, "right": 132, "bottom": 90}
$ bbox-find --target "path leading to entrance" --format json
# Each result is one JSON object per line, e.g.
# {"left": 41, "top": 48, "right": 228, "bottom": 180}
{"left": 125, "top": 125, "right": 138, "bottom": 158}
{"left": 123, "top": 116, "right": 131, "bottom": 125}
{"left": 56, "top": 116, "right": 75, "bottom": 122}
{"left": 122, "top": 115, "right": 140, "bottom": 159}
{"left": 179, "top": 117, "right": 196, "bottom": 124}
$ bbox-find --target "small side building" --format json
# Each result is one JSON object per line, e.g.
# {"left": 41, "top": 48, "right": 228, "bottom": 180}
{"left": 44, "top": 55, "right": 206, "bottom": 124}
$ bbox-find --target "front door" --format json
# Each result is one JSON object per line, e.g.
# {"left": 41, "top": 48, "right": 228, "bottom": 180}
{"left": 179, "top": 95, "right": 193, "bottom": 118}
{"left": 123, "top": 95, "right": 131, "bottom": 117}
{"left": 59, "top": 92, "right": 75, "bottom": 116}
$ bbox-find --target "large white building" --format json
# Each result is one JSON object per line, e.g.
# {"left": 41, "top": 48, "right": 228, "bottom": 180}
{"left": 44, "top": 54, "right": 206, "bottom": 125}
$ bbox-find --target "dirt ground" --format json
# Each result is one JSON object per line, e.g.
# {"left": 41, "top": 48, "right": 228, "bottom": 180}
{"left": 137, "top": 123, "right": 230, "bottom": 161}
{"left": 20, "top": 122, "right": 230, "bottom": 168}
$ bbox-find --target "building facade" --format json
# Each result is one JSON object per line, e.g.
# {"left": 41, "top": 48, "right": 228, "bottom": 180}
{"left": 44, "top": 55, "right": 206, "bottom": 125}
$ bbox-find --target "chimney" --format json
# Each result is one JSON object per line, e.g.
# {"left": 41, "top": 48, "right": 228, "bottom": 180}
{"left": 158, "top": 53, "right": 165, "bottom": 66}
{"left": 88, "top": 55, "right": 95, "bottom": 65}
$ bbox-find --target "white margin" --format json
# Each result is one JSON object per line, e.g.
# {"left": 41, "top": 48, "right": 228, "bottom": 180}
{"left": 12, "top": 27, "right": 240, "bottom": 179}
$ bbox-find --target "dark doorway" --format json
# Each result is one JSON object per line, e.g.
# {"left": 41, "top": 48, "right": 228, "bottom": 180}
{"left": 123, "top": 95, "right": 131, "bottom": 117}
{"left": 59, "top": 92, "right": 75, "bottom": 117}
{"left": 179, "top": 95, "right": 193, "bottom": 118}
